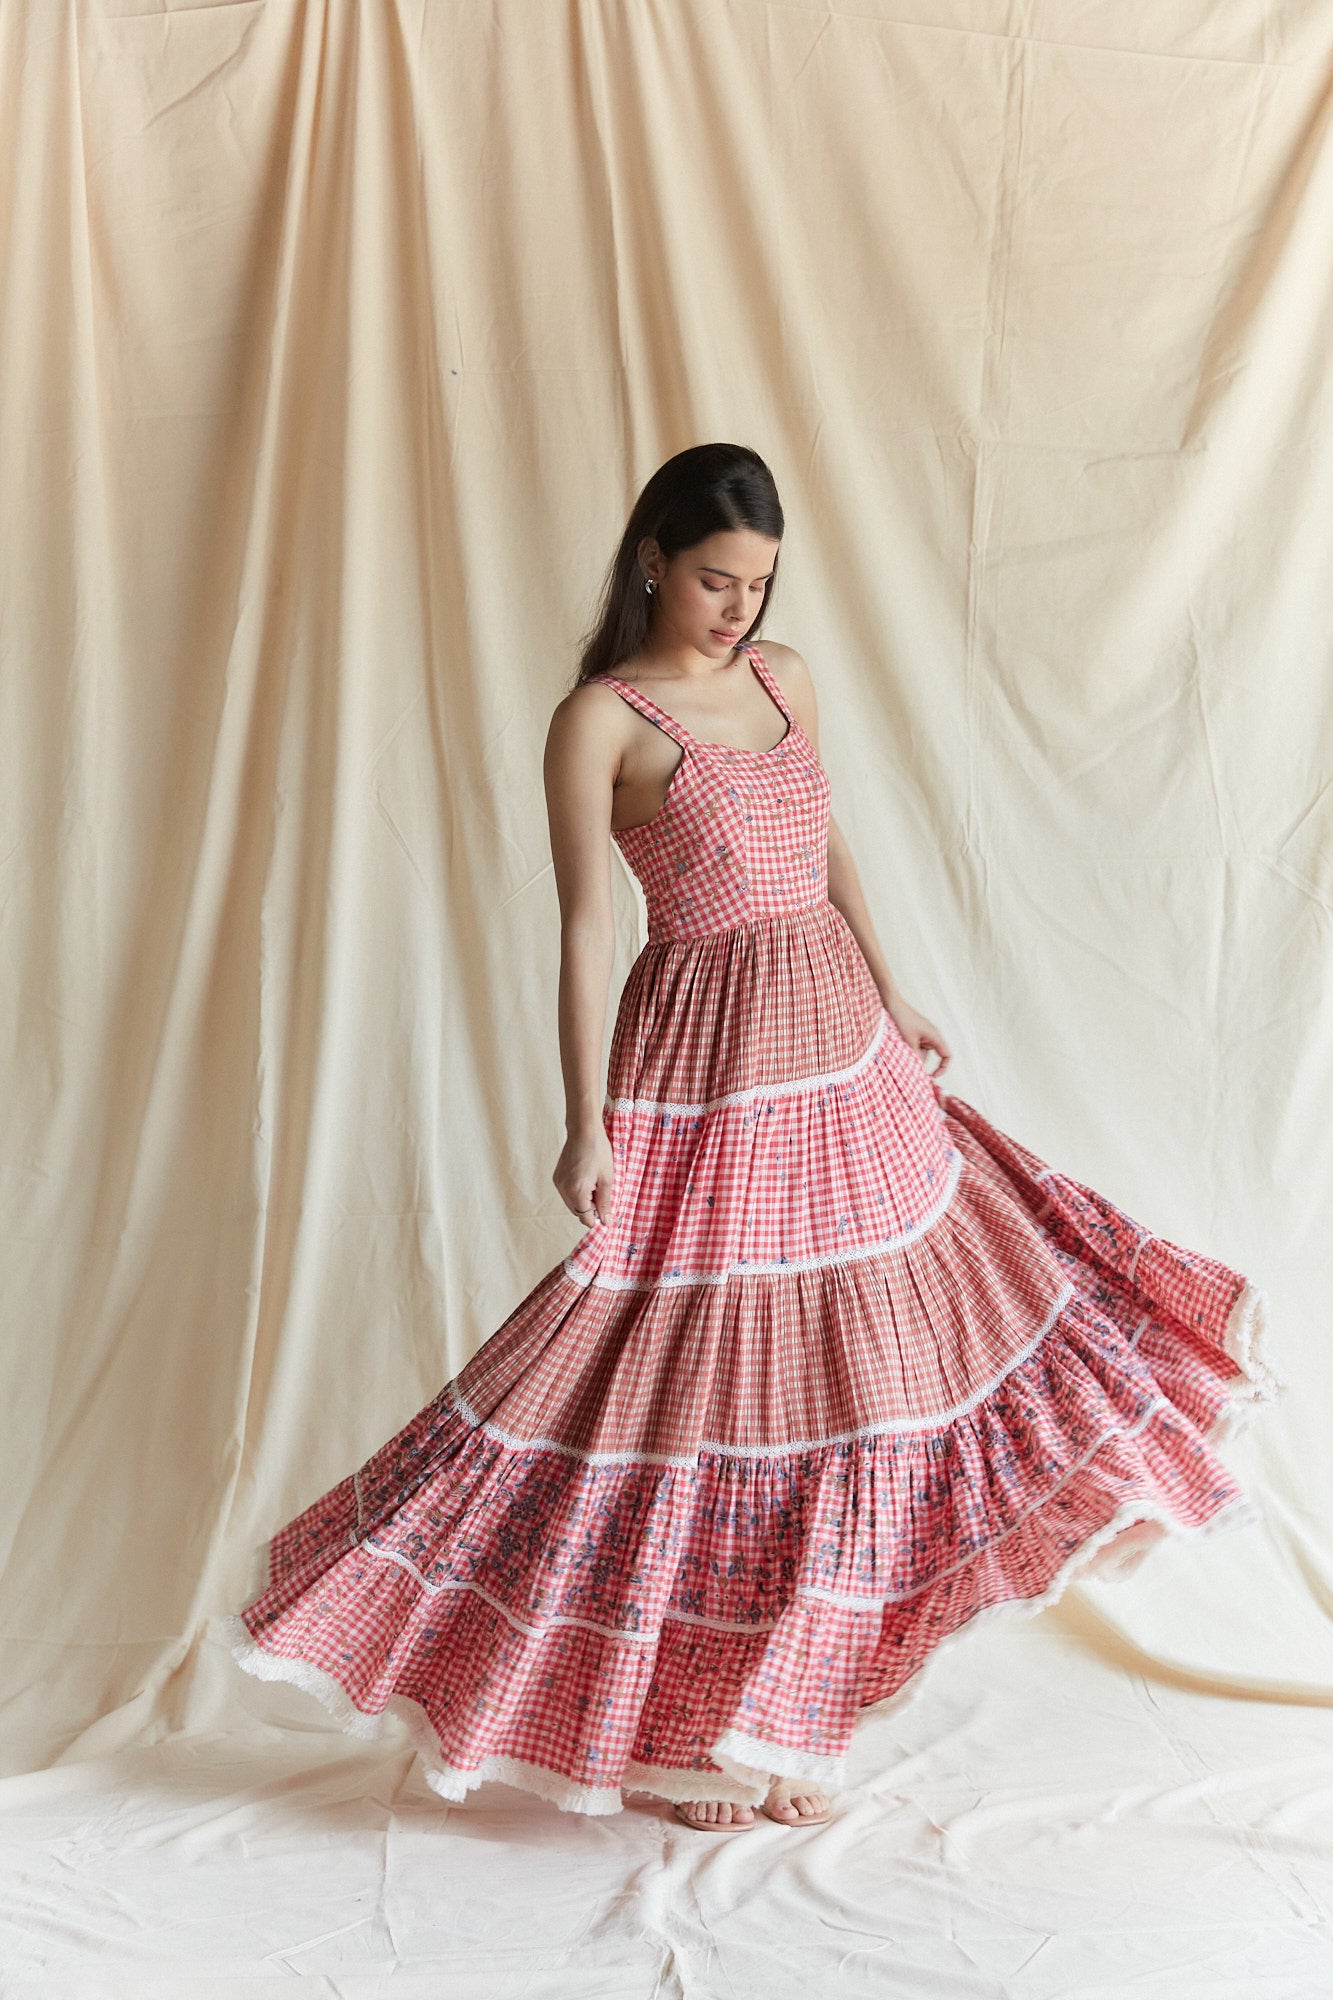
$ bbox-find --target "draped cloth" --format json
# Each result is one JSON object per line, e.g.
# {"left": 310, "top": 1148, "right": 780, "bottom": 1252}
{"left": 0, "top": 0, "right": 1328, "bottom": 1986}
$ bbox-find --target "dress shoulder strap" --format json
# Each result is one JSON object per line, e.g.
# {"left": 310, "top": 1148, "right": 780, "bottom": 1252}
{"left": 742, "top": 643, "right": 796, "bottom": 725}
{"left": 596, "top": 674, "right": 696, "bottom": 749}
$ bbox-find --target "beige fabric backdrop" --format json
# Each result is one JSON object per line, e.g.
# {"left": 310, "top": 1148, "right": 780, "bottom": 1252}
{"left": 1, "top": 0, "right": 1331, "bottom": 1982}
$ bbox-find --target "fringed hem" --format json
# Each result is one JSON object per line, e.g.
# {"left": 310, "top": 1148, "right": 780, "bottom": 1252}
{"left": 215, "top": 1613, "right": 628, "bottom": 1816}
{"left": 1209, "top": 1280, "right": 1286, "bottom": 1439}
{"left": 713, "top": 1729, "right": 845, "bottom": 1791}
{"left": 621, "top": 1760, "right": 767, "bottom": 1807}
{"left": 421, "top": 1752, "right": 624, "bottom": 1816}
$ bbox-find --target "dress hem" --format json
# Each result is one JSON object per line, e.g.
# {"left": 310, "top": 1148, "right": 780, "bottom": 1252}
{"left": 214, "top": 1275, "right": 1278, "bottom": 1818}
{"left": 214, "top": 1483, "right": 1261, "bottom": 1816}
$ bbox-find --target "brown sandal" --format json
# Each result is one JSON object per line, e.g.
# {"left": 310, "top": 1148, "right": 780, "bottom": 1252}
{"left": 760, "top": 1795, "right": 833, "bottom": 1827}
{"left": 673, "top": 1800, "right": 757, "bottom": 1832}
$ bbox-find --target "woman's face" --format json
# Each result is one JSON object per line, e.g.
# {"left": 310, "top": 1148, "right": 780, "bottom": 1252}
{"left": 647, "top": 529, "right": 780, "bottom": 656}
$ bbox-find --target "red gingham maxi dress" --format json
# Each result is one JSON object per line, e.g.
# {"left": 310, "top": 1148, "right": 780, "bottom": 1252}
{"left": 219, "top": 643, "right": 1285, "bottom": 1815}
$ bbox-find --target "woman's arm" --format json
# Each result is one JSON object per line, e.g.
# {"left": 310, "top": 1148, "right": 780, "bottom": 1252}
{"left": 541, "top": 686, "right": 623, "bottom": 1220}
{"left": 758, "top": 640, "right": 953, "bottom": 1077}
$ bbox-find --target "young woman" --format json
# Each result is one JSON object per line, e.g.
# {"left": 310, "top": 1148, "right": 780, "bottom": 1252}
{"left": 220, "top": 442, "right": 1283, "bottom": 1834}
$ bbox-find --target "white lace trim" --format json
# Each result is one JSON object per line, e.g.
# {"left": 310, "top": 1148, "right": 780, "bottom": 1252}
{"left": 1214, "top": 1277, "right": 1287, "bottom": 1426}
{"left": 605, "top": 1009, "right": 890, "bottom": 1117}
{"left": 713, "top": 1729, "right": 846, "bottom": 1790}
{"left": 621, "top": 1759, "right": 768, "bottom": 1806}
{"left": 562, "top": 1144, "right": 963, "bottom": 1291}
{"left": 357, "top": 1535, "right": 778, "bottom": 1643}
{"left": 420, "top": 1753, "right": 623, "bottom": 1815}
{"left": 445, "top": 1386, "right": 695, "bottom": 1468}
{"left": 348, "top": 1539, "right": 661, "bottom": 1644}
{"left": 214, "top": 1613, "right": 628, "bottom": 1816}
{"left": 661, "top": 1603, "right": 781, "bottom": 1634}
{"left": 448, "top": 1272, "right": 1073, "bottom": 1466}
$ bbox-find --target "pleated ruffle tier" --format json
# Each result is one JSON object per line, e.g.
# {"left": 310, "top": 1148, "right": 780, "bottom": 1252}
{"left": 220, "top": 900, "right": 1283, "bottom": 1814}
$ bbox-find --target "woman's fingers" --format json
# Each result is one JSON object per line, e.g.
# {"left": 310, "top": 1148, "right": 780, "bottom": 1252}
{"left": 570, "top": 1174, "right": 614, "bottom": 1225}
{"left": 554, "top": 1132, "right": 617, "bottom": 1225}
{"left": 918, "top": 1034, "right": 951, "bottom": 1075}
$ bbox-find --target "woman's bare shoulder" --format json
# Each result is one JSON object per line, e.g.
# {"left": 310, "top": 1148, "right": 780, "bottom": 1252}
{"left": 551, "top": 673, "right": 631, "bottom": 723}
{"left": 751, "top": 636, "right": 811, "bottom": 672}
{"left": 545, "top": 674, "right": 636, "bottom": 769}
{"left": 750, "top": 638, "right": 817, "bottom": 697}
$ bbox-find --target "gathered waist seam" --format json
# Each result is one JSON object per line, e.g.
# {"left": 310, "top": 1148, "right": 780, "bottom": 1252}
{"left": 645, "top": 897, "right": 833, "bottom": 947}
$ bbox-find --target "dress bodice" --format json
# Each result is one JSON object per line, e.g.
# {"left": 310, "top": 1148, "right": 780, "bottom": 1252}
{"left": 600, "top": 643, "right": 831, "bottom": 941}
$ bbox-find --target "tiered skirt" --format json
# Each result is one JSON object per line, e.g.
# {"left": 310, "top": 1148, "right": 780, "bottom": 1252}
{"left": 220, "top": 899, "right": 1283, "bottom": 1814}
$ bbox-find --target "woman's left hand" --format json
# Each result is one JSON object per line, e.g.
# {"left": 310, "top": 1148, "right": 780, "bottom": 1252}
{"left": 883, "top": 993, "right": 952, "bottom": 1080}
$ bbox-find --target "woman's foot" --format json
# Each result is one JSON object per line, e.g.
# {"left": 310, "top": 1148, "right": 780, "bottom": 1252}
{"left": 761, "top": 1778, "right": 833, "bottom": 1827}
{"left": 673, "top": 1799, "right": 757, "bottom": 1832}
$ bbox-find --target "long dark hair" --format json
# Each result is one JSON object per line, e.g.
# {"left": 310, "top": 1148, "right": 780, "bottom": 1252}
{"left": 572, "top": 443, "right": 784, "bottom": 686}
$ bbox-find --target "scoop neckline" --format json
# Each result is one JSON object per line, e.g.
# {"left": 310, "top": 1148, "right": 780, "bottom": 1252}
{"left": 602, "top": 645, "right": 795, "bottom": 757}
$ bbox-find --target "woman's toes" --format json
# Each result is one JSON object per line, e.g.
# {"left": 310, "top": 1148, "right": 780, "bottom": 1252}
{"left": 763, "top": 1783, "right": 832, "bottom": 1823}
{"left": 677, "top": 1798, "right": 755, "bottom": 1830}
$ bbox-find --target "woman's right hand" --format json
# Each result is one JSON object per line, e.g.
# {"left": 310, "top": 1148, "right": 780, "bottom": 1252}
{"left": 553, "top": 1124, "right": 616, "bottom": 1228}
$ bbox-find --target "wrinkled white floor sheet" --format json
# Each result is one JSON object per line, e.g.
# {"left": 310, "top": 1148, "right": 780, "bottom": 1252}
{"left": 0, "top": 1616, "right": 1328, "bottom": 1999}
